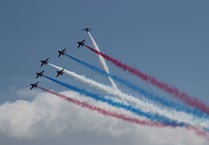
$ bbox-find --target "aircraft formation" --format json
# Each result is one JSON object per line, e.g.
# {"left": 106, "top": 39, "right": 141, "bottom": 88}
{"left": 30, "top": 27, "right": 209, "bottom": 142}
{"left": 31, "top": 27, "right": 91, "bottom": 89}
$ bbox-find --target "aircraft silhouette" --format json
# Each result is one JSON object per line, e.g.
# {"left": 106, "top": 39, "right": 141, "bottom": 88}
{"left": 77, "top": 39, "right": 85, "bottom": 48}
{"left": 56, "top": 68, "right": 64, "bottom": 77}
{"left": 40, "top": 58, "right": 49, "bottom": 67}
{"left": 30, "top": 82, "right": 39, "bottom": 90}
{"left": 82, "top": 27, "right": 92, "bottom": 32}
{"left": 57, "top": 48, "right": 66, "bottom": 57}
{"left": 35, "top": 70, "right": 44, "bottom": 79}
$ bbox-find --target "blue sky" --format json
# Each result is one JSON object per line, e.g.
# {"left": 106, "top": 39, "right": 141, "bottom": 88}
{"left": 0, "top": 0, "right": 209, "bottom": 144}
{"left": 0, "top": 0, "right": 209, "bottom": 98}
{"left": 1, "top": 0, "right": 208, "bottom": 101}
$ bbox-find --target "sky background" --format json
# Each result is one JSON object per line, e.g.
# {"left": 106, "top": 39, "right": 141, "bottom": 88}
{"left": 0, "top": 0, "right": 209, "bottom": 145}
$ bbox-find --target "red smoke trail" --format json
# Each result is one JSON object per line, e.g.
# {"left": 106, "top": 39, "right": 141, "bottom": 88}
{"left": 85, "top": 45, "right": 209, "bottom": 116}
{"left": 187, "top": 126, "right": 209, "bottom": 141}
{"left": 38, "top": 86, "right": 165, "bottom": 127}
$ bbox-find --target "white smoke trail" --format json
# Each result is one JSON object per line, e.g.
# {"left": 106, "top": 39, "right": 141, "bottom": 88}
{"left": 87, "top": 32, "right": 119, "bottom": 90}
{"left": 48, "top": 63, "right": 125, "bottom": 102}
{"left": 47, "top": 63, "right": 209, "bottom": 129}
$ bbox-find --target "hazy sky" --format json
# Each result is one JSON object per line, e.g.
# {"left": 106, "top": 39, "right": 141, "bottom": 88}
{"left": 0, "top": 0, "right": 209, "bottom": 145}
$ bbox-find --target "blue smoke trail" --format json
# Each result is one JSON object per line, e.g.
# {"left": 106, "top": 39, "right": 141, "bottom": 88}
{"left": 43, "top": 75, "right": 186, "bottom": 127}
{"left": 65, "top": 54, "right": 209, "bottom": 120}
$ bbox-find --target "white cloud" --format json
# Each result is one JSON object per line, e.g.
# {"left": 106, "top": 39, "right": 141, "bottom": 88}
{"left": 0, "top": 89, "right": 208, "bottom": 145}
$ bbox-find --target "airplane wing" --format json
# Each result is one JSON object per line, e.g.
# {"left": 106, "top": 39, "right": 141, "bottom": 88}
{"left": 77, "top": 44, "right": 81, "bottom": 48}
{"left": 56, "top": 72, "right": 61, "bottom": 77}
{"left": 40, "top": 62, "right": 44, "bottom": 67}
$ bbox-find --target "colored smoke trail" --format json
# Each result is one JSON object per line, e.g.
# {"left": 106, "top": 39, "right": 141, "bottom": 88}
{"left": 85, "top": 45, "right": 209, "bottom": 116}
{"left": 47, "top": 63, "right": 125, "bottom": 103}
{"left": 38, "top": 86, "right": 209, "bottom": 141}
{"left": 38, "top": 86, "right": 165, "bottom": 127}
{"left": 65, "top": 54, "right": 209, "bottom": 121}
{"left": 87, "top": 32, "right": 119, "bottom": 92}
{"left": 43, "top": 75, "right": 186, "bottom": 127}
{"left": 47, "top": 63, "right": 209, "bottom": 128}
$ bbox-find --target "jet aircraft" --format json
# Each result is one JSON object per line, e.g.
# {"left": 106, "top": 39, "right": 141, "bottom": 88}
{"left": 57, "top": 48, "right": 66, "bottom": 57}
{"left": 82, "top": 27, "right": 92, "bottom": 32}
{"left": 56, "top": 68, "right": 64, "bottom": 77}
{"left": 35, "top": 71, "right": 44, "bottom": 79}
{"left": 30, "top": 82, "right": 39, "bottom": 90}
{"left": 40, "top": 58, "right": 49, "bottom": 67}
{"left": 77, "top": 39, "right": 85, "bottom": 48}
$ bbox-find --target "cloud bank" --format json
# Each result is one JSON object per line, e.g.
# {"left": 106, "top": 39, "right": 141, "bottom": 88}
{"left": 0, "top": 89, "right": 208, "bottom": 145}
